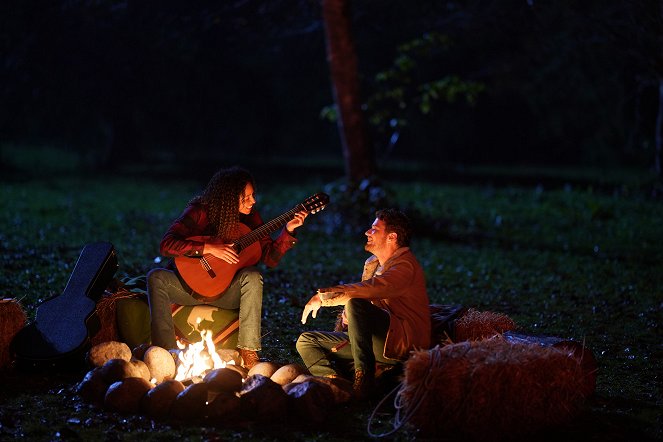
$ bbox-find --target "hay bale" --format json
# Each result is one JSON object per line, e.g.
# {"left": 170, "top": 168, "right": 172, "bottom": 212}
{"left": 503, "top": 331, "right": 598, "bottom": 398}
{"left": 0, "top": 299, "right": 27, "bottom": 368}
{"left": 91, "top": 290, "right": 137, "bottom": 346}
{"left": 400, "top": 337, "right": 589, "bottom": 440}
{"left": 430, "top": 304, "right": 466, "bottom": 345}
{"left": 454, "top": 308, "right": 516, "bottom": 341}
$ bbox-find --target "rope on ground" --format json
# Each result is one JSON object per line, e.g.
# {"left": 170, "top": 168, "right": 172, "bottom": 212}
{"left": 367, "top": 346, "right": 443, "bottom": 438}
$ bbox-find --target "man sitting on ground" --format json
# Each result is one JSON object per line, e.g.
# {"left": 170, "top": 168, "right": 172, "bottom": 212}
{"left": 297, "top": 208, "right": 431, "bottom": 400}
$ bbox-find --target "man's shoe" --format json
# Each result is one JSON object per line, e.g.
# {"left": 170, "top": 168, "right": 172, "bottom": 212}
{"left": 374, "top": 363, "right": 402, "bottom": 395}
{"left": 353, "top": 369, "right": 374, "bottom": 401}
{"left": 239, "top": 349, "right": 260, "bottom": 370}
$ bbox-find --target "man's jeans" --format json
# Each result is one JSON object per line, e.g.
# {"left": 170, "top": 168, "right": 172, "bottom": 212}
{"left": 147, "top": 266, "right": 263, "bottom": 351}
{"left": 296, "top": 298, "right": 397, "bottom": 377}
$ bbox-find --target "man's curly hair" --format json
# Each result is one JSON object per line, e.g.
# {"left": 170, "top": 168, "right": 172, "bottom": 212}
{"left": 191, "top": 166, "right": 255, "bottom": 241}
{"left": 376, "top": 208, "right": 412, "bottom": 247}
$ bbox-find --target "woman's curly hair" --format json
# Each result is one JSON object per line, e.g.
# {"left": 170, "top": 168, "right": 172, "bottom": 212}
{"left": 191, "top": 166, "right": 255, "bottom": 241}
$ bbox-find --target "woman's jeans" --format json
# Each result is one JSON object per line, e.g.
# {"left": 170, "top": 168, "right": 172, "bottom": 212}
{"left": 296, "top": 298, "right": 397, "bottom": 377}
{"left": 147, "top": 266, "right": 263, "bottom": 351}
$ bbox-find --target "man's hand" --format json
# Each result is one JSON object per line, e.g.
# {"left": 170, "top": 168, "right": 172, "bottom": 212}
{"left": 286, "top": 210, "right": 308, "bottom": 234}
{"left": 301, "top": 294, "right": 322, "bottom": 324}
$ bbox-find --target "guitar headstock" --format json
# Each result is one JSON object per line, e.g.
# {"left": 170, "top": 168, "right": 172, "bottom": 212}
{"left": 301, "top": 192, "right": 330, "bottom": 214}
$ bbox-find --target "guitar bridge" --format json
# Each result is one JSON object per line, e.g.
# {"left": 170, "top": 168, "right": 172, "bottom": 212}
{"left": 200, "top": 257, "right": 217, "bottom": 279}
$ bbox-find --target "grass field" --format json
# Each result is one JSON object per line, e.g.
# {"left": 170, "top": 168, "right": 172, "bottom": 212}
{"left": 0, "top": 163, "right": 661, "bottom": 441}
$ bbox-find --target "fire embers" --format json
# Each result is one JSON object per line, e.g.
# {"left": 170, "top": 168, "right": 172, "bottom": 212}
{"left": 76, "top": 341, "right": 354, "bottom": 426}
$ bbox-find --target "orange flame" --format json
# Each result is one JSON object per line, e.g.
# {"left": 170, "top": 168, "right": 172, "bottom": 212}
{"left": 174, "top": 329, "right": 233, "bottom": 382}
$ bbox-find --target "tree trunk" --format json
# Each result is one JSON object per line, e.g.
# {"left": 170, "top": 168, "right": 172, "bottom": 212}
{"left": 321, "top": 0, "right": 376, "bottom": 183}
{"left": 656, "top": 77, "right": 662, "bottom": 176}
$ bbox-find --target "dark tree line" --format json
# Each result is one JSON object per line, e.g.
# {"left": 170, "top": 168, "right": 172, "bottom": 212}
{"left": 0, "top": 0, "right": 659, "bottom": 178}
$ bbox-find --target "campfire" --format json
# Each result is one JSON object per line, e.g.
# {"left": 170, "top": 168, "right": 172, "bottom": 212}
{"left": 174, "top": 329, "right": 236, "bottom": 383}
{"left": 76, "top": 329, "right": 354, "bottom": 425}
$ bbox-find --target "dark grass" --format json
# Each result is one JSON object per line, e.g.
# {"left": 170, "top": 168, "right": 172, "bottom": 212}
{"left": 0, "top": 166, "right": 661, "bottom": 441}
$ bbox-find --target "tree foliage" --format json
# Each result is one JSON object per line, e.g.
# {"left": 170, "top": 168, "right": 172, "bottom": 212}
{"left": 0, "top": 0, "right": 659, "bottom": 172}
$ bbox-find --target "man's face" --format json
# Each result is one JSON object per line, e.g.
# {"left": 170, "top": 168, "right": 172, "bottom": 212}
{"left": 239, "top": 182, "right": 256, "bottom": 215}
{"left": 364, "top": 218, "right": 389, "bottom": 254}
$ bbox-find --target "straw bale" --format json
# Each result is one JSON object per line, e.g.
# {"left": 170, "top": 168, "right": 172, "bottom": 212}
{"left": 0, "top": 299, "right": 27, "bottom": 368}
{"left": 503, "top": 331, "right": 598, "bottom": 398}
{"left": 454, "top": 308, "right": 516, "bottom": 341}
{"left": 401, "top": 337, "right": 589, "bottom": 440}
{"left": 92, "top": 289, "right": 136, "bottom": 346}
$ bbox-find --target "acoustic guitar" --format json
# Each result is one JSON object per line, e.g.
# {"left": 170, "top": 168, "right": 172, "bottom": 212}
{"left": 175, "top": 192, "right": 329, "bottom": 298}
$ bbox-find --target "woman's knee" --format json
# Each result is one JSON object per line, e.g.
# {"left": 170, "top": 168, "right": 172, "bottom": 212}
{"left": 147, "top": 268, "right": 176, "bottom": 302}
{"left": 147, "top": 268, "right": 165, "bottom": 292}
{"left": 239, "top": 267, "right": 263, "bottom": 287}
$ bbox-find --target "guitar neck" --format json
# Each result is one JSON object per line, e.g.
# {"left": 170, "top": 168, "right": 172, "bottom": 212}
{"left": 234, "top": 204, "right": 304, "bottom": 252}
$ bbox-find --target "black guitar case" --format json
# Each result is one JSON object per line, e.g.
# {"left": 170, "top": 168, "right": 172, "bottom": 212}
{"left": 10, "top": 242, "right": 118, "bottom": 371}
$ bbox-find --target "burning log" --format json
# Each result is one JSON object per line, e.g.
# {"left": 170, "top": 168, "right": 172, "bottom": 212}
{"left": 141, "top": 379, "right": 186, "bottom": 420}
{"left": 104, "top": 377, "right": 153, "bottom": 414}
{"left": 0, "top": 299, "right": 27, "bottom": 368}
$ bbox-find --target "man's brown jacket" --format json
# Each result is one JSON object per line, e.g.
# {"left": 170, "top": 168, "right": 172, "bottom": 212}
{"left": 320, "top": 247, "right": 431, "bottom": 361}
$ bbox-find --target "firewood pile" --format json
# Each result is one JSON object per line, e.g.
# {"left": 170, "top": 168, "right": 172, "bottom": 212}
{"left": 76, "top": 340, "right": 353, "bottom": 425}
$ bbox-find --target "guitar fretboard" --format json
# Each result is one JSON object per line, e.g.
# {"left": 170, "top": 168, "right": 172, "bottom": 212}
{"left": 234, "top": 204, "right": 304, "bottom": 252}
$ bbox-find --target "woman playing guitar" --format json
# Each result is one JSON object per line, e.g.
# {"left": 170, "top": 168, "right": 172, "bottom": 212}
{"left": 147, "top": 166, "right": 311, "bottom": 369}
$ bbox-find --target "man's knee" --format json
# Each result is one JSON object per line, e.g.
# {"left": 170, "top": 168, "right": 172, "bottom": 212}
{"left": 296, "top": 332, "right": 315, "bottom": 352}
{"left": 345, "top": 298, "right": 371, "bottom": 317}
{"left": 296, "top": 332, "right": 310, "bottom": 348}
